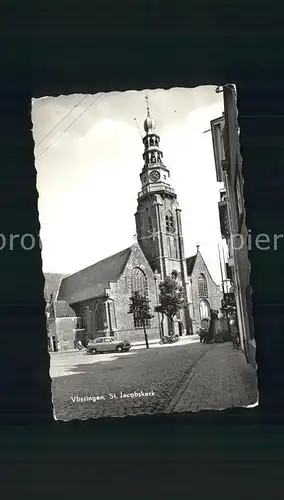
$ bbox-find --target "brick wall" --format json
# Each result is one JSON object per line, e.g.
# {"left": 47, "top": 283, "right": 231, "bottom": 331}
{"left": 108, "top": 243, "right": 160, "bottom": 342}
{"left": 190, "top": 252, "right": 222, "bottom": 332}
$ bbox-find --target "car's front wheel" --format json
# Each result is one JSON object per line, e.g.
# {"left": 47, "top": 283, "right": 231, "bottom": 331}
{"left": 90, "top": 348, "right": 97, "bottom": 355}
{"left": 116, "top": 346, "right": 123, "bottom": 353}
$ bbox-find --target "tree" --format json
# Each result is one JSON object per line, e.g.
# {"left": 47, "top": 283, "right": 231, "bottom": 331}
{"left": 128, "top": 291, "right": 154, "bottom": 349}
{"left": 155, "top": 273, "right": 188, "bottom": 336}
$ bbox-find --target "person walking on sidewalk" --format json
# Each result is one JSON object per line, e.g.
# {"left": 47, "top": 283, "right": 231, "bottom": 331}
{"left": 208, "top": 309, "right": 218, "bottom": 343}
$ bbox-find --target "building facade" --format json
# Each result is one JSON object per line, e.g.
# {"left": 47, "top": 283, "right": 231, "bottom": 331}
{"left": 210, "top": 84, "right": 255, "bottom": 365}
{"left": 57, "top": 243, "right": 161, "bottom": 344}
{"left": 186, "top": 247, "right": 222, "bottom": 333}
{"left": 44, "top": 273, "right": 80, "bottom": 351}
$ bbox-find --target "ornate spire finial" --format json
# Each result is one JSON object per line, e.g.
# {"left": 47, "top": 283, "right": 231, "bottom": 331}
{"left": 143, "top": 94, "right": 156, "bottom": 133}
{"left": 196, "top": 244, "right": 200, "bottom": 252}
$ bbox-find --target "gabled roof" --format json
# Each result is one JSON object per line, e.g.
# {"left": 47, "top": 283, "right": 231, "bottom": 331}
{"left": 186, "top": 250, "right": 220, "bottom": 288}
{"left": 54, "top": 301, "right": 77, "bottom": 318}
{"left": 186, "top": 254, "right": 197, "bottom": 276}
{"left": 57, "top": 247, "right": 132, "bottom": 305}
{"left": 44, "top": 273, "right": 69, "bottom": 301}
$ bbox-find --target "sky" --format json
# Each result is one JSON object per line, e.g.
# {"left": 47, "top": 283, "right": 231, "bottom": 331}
{"left": 32, "top": 86, "right": 225, "bottom": 284}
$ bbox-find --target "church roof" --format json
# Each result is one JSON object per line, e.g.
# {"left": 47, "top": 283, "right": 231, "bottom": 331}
{"left": 44, "top": 273, "right": 77, "bottom": 318}
{"left": 186, "top": 254, "right": 197, "bottom": 276}
{"left": 44, "top": 272, "right": 69, "bottom": 301}
{"left": 54, "top": 301, "right": 77, "bottom": 318}
{"left": 57, "top": 247, "right": 132, "bottom": 305}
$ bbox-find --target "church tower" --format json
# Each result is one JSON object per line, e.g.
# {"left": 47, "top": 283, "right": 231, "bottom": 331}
{"left": 135, "top": 96, "right": 192, "bottom": 333}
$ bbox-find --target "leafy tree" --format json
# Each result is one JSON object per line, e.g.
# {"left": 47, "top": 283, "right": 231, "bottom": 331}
{"left": 128, "top": 291, "right": 154, "bottom": 349}
{"left": 155, "top": 273, "right": 188, "bottom": 336}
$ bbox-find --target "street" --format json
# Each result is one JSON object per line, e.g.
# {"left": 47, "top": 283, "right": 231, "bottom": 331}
{"left": 50, "top": 338, "right": 258, "bottom": 421}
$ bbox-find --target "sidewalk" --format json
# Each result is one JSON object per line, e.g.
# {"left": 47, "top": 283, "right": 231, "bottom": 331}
{"left": 165, "top": 343, "right": 258, "bottom": 413}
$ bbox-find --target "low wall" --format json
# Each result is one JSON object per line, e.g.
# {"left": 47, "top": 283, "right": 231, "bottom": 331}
{"left": 115, "top": 327, "right": 160, "bottom": 344}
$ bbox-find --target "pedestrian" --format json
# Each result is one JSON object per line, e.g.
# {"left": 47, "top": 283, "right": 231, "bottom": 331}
{"left": 199, "top": 318, "right": 210, "bottom": 343}
{"left": 208, "top": 309, "right": 217, "bottom": 343}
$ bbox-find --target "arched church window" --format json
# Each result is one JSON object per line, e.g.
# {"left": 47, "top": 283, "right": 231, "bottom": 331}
{"left": 198, "top": 274, "right": 208, "bottom": 298}
{"left": 173, "top": 239, "right": 178, "bottom": 259}
{"left": 131, "top": 267, "right": 150, "bottom": 328}
{"left": 167, "top": 237, "right": 171, "bottom": 257}
{"left": 151, "top": 154, "right": 155, "bottom": 163}
{"left": 149, "top": 137, "right": 154, "bottom": 146}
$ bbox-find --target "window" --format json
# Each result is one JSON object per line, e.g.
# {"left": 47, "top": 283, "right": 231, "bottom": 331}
{"left": 96, "top": 301, "right": 106, "bottom": 331}
{"left": 165, "top": 211, "right": 175, "bottom": 233}
{"left": 173, "top": 239, "right": 178, "bottom": 259}
{"left": 236, "top": 176, "right": 243, "bottom": 216}
{"left": 131, "top": 267, "right": 150, "bottom": 328}
{"left": 148, "top": 216, "right": 153, "bottom": 231}
{"left": 198, "top": 274, "right": 208, "bottom": 298}
{"left": 210, "top": 116, "right": 226, "bottom": 182}
{"left": 167, "top": 237, "right": 171, "bottom": 257}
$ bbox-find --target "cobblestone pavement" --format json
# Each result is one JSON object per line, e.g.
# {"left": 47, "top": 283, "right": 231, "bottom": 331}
{"left": 50, "top": 341, "right": 258, "bottom": 421}
{"left": 165, "top": 343, "right": 258, "bottom": 413}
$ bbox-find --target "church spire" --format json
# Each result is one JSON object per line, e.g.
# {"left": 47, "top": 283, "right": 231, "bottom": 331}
{"left": 144, "top": 95, "right": 156, "bottom": 133}
{"left": 142, "top": 95, "right": 162, "bottom": 167}
{"left": 137, "top": 94, "right": 175, "bottom": 199}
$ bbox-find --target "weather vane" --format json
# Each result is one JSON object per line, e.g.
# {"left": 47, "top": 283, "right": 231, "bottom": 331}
{"left": 145, "top": 94, "right": 150, "bottom": 116}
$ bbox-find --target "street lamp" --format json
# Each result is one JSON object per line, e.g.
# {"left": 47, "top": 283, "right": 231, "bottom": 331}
{"left": 154, "top": 269, "right": 162, "bottom": 339}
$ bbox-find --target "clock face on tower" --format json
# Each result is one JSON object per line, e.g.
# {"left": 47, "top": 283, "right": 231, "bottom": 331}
{"left": 149, "top": 170, "right": 161, "bottom": 182}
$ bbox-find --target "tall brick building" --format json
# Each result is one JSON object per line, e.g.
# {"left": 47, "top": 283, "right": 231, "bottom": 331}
{"left": 45, "top": 101, "right": 222, "bottom": 348}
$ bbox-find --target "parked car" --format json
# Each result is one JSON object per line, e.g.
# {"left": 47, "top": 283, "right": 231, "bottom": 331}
{"left": 86, "top": 337, "right": 131, "bottom": 355}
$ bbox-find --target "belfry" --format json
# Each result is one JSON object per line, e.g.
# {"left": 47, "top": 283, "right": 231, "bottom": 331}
{"left": 135, "top": 95, "right": 192, "bottom": 334}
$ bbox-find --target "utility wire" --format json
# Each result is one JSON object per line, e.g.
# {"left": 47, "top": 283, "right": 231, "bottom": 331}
{"left": 35, "top": 93, "right": 103, "bottom": 161}
{"left": 134, "top": 117, "right": 143, "bottom": 139}
{"left": 35, "top": 94, "right": 88, "bottom": 149}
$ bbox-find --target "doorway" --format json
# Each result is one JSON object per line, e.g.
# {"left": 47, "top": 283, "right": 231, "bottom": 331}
{"left": 199, "top": 299, "right": 210, "bottom": 321}
{"left": 52, "top": 336, "right": 57, "bottom": 352}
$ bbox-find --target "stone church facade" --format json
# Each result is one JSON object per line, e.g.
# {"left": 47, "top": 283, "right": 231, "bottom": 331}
{"left": 186, "top": 248, "right": 222, "bottom": 333}
{"left": 45, "top": 101, "right": 222, "bottom": 349}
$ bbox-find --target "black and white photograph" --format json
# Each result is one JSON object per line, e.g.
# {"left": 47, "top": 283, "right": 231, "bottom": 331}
{"left": 32, "top": 85, "right": 258, "bottom": 421}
